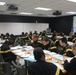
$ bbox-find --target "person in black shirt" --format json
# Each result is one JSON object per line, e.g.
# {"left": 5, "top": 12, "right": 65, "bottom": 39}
{"left": 28, "top": 47, "right": 63, "bottom": 75}
{"left": 4, "top": 33, "right": 10, "bottom": 40}
{"left": 63, "top": 43, "right": 76, "bottom": 75}
{"left": 29, "top": 35, "right": 43, "bottom": 48}
{"left": 42, "top": 37, "right": 51, "bottom": 50}
{"left": 59, "top": 37, "right": 74, "bottom": 57}
{"left": 1, "top": 40, "right": 16, "bottom": 63}
{"left": 42, "top": 37, "right": 59, "bottom": 53}
{"left": 51, "top": 32, "right": 59, "bottom": 47}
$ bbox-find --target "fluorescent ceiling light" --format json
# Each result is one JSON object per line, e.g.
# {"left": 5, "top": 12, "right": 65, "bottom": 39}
{"left": 66, "top": 11, "right": 76, "bottom": 14}
{"left": 67, "top": 0, "right": 76, "bottom": 2}
{"left": 34, "top": 7, "right": 52, "bottom": 11}
{"left": 0, "top": 2, "right": 6, "bottom": 5}
{"left": 19, "top": 12, "right": 33, "bottom": 15}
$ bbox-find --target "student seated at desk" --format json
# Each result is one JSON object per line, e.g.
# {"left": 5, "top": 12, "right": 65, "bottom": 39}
{"left": 29, "top": 35, "right": 43, "bottom": 48}
{"left": 4, "top": 33, "right": 10, "bottom": 40}
{"left": 51, "top": 32, "right": 59, "bottom": 47}
{"left": 0, "top": 34, "right": 5, "bottom": 40}
{"left": 42, "top": 37, "right": 58, "bottom": 53}
{"left": 42, "top": 37, "right": 51, "bottom": 50}
{"left": 63, "top": 43, "right": 76, "bottom": 75}
{"left": 28, "top": 47, "right": 63, "bottom": 75}
{"left": 59, "top": 37, "right": 74, "bottom": 57}
{"left": 1, "top": 40, "right": 16, "bottom": 63}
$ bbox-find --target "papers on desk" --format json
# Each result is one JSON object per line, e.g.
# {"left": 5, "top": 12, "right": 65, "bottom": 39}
{"left": 68, "top": 41, "right": 73, "bottom": 46}
{"left": 47, "top": 35, "right": 52, "bottom": 38}
{"left": 43, "top": 51, "right": 63, "bottom": 61}
{"left": 16, "top": 52, "right": 25, "bottom": 56}
{"left": 0, "top": 44, "right": 2, "bottom": 47}
{"left": 48, "top": 52, "right": 56, "bottom": 56}
{"left": 24, "top": 54, "right": 35, "bottom": 61}
{"left": 2, "top": 40, "right": 5, "bottom": 43}
{"left": 24, "top": 46, "right": 34, "bottom": 50}
{"left": 11, "top": 50, "right": 22, "bottom": 52}
{"left": 43, "top": 50, "right": 50, "bottom": 54}
{"left": 11, "top": 46, "right": 23, "bottom": 50}
{"left": 52, "top": 62, "right": 64, "bottom": 70}
{"left": 57, "top": 36, "right": 63, "bottom": 39}
{"left": 51, "top": 54, "right": 63, "bottom": 61}
{"left": 21, "top": 54, "right": 31, "bottom": 57}
{"left": 66, "top": 57, "right": 73, "bottom": 62}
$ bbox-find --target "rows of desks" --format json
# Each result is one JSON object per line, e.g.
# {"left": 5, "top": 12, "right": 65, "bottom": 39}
{"left": 0, "top": 39, "right": 73, "bottom": 74}
{"left": 10, "top": 45, "right": 73, "bottom": 74}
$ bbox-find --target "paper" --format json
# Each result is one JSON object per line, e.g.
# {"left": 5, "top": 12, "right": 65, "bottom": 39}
{"left": 16, "top": 52, "right": 25, "bottom": 56}
{"left": 52, "top": 62, "right": 64, "bottom": 70}
{"left": 43, "top": 50, "right": 50, "bottom": 54}
{"left": 11, "top": 46, "right": 19, "bottom": 50}
{"left": 11, "top": 46, "right": 23, "bottom": 50}
{"left": 24, "top": 46, "right": 34, "bottom": 50}
{"left": 51, "top": 54, "right": 63, "bottom": 61}
{"left": 2, "top": 40, "right": 5, "bottom": 43}
{"left": 21, "top": 54, "right": 31, "bottom": 57}
{"left": 24, "top": 54, "right": 35, "bottom": 61}
{"left": 68, "top": 41, "right": 73, "bottom": 46}
{"left": 66, "top": 57, "right": 73, "bottom": 62}
{"left": 11, "top": 50, "right": 22, "bottom": 53}
{"left": 0, "top": 44, "right": 2, "bottom": 47}
{"left": 48, "top": 52, "right": 56, "bottom": 56}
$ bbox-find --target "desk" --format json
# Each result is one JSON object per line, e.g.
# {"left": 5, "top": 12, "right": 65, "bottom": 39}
{"left": 11, "top": 46, "right": 69, "bottom": 74}
{"left": 0, "top": 39, "right": 5, "bottom": 44}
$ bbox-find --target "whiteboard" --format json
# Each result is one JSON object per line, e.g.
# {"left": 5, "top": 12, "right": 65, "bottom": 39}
{"left": 0, "top": 23, "right": 49, "bottom": 35}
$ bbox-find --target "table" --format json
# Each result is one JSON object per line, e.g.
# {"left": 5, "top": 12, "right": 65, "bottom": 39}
{"left": 11, "top": 46, "right": 71, "bottom": 74}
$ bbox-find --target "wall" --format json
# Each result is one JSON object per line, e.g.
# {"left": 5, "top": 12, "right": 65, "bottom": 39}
{"left": 0, "top": 14, "right": 74, "bottom": 35}
{"left": 50, "top": 16, "right": 73, "bottom": 35}
{"left": 0, "top": 14, "right": 52, "bottom": 35}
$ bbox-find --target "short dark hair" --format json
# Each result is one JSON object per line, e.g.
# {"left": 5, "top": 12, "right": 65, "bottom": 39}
{"left": 60, "top": 37, "right": 67, "bottom": 44}
{"left": 33, "top": 47, "right": 45, "bottom": 61}
{"left": 43, "top": 37, "right": 50, "bottom": 42}
{"left": 52, "top": 33, "right": 57, "bottom": 38}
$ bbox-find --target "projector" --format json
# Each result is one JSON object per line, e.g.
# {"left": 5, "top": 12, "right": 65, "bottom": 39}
{"left": 7, "top": 4, "right": 18, "bottom": 11}
{"left": 52, "top": 10, "right": 62, "bottom": 15}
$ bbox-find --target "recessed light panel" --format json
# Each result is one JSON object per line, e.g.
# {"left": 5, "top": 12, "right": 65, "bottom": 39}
{"left": 67, "top": 0, "right": 76, "bottom": 2}
{"left": 66, "top": 11, "right": 76, "bottom": 14}
{"left": 19, "top": 12, "right": 33, "bottom": 15}
{"left": 0, "top": 2, "right": 6, "bottom": 5}
{"left": 34, "top": 7, "right": 52, "bottom": 11}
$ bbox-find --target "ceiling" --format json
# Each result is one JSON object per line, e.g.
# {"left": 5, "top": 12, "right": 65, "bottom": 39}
{"left": 0, "top": 0, "right": 76, "bottom": 17}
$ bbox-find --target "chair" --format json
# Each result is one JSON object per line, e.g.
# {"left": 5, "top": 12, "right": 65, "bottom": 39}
{"left": 64, "top": 70, "right": 76, "bottom": 75}
{"left": 0, "top": 54, "right": 4, "bottom": 62}
{"left": 11, "top": 61, "right": 26, "bottom": 75}
{"left": 2, "top": 62, "right": 11, "bottom": 75}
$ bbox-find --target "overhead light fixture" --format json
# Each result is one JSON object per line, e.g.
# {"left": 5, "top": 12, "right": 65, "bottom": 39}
{"left": 67, "top": 0, "right": 76, "bottom": 3}
{"left": 0, "top": 2, "right": 6, "bottom": 5}
{"left": 34, "top": 7, "right": 52, "bottom": 11}
{"left": 66, "top": 11, "right": 76, "bottom": 14}
{"left": 19, "top": 12, "right": 33, "bottom": 15}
